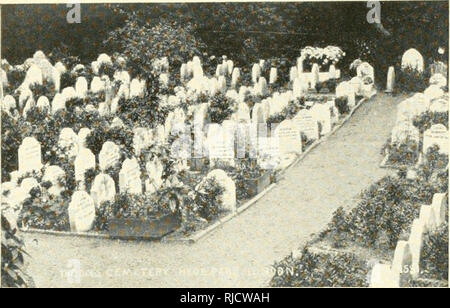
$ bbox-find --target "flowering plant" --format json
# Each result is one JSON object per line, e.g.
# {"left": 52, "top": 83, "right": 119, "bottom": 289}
{"left": 300, "top": 46, "right": 345, "bottom": 67}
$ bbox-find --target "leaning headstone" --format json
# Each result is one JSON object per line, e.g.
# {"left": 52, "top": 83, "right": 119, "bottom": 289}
{"left": 90, "top": 173, "right": 116, "bottom": 207}
{"left": 386, "top": 66, "right": 395, "bottom": 93}
{"left": 98, "top": 141, "right": 121, "bottom": 171}
{"left": 401, "top": 48, "right": 424, "bottom": 73}
{"left": 274, "top": 120, "right": 302, "bottom": 155}
{"left": 423, "top": 124, "right": 448, "bottom": 155}
{"left": 294, "top": 109, "right": 319, "bottom": 141}
{"left": 119, "top": 157, "right": 142, "bottom": 195}
{"left": 18, "top": 137, "right": 42, "bottom": 173}
{"left": 68, "top": 191, "right": 96, "bottom": 232}
{"left": 74, "top": 147, "right": 96, "bottom": 186}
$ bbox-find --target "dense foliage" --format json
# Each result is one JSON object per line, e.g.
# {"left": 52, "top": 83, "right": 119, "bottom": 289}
{"left": 1, "top": 214, "right": 34, "bottom": 287}
{"left": 270, "top": 247, "right": 369, "bottom": 287}
{"left": 420, "top": 221, "right": 448, "bottom": 281}
{"left": 326, "top": 147, "right": 448, "bottom": 250}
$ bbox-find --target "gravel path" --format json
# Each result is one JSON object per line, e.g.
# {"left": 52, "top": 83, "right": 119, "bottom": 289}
{"left": 23, "top": 93, "right": 401, "bottom": 287}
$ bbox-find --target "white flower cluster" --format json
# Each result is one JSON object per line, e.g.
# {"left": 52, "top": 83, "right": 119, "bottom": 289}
{"left": 300, "top": 46, "right": 345, "bottom": 66}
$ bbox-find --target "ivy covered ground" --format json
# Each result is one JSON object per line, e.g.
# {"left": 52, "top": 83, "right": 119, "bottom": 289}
{"left": 22, "top": 93, "right": 401, "bottom": 287}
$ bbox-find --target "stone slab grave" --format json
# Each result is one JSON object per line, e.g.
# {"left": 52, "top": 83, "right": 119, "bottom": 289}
{"left": 18, "top": 137, "right": 42, "bottom": 174}
{"left": 68, "top": 191, "right": 96, "bottom": 232}
{"left": 422, "top": 124, "right": 448, "bottom": 155}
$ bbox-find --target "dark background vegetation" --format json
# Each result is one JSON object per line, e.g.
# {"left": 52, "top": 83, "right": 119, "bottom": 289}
{"left": 1, "top": 1, "right": 448, "bottom": 83}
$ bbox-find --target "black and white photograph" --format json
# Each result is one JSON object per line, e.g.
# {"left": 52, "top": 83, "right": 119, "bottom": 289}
{"left": 0, "top": 1, "right": 448, "bottom": 290}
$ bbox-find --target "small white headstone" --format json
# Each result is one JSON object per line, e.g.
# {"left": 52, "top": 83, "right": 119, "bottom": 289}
{"left": 74, "top": 147, "right": 96, "bottom": 186}
{"left": 274, "top": 120, "right": 302, "bottom": 155}
{"left": 68, "top": 191, "right": 96, "bottom": 232}
{"left": 98, "top": 141, "right": 121, "bottom": 171}
{"left": 90, "top": 173, "right": 116, "bottom": 206}
{"left": 401, "top": 48, "right": 424, "bottom": 72}
{"left": 18, "top": 137, "right": 42, "bottom": 173}
{"left": 294, "top": 109, "right": 319, "bottom": 141}
{"left": 386, "top": 66, "right": 395, "bottom": 93}
{"left": 119, "top": 157, "right": 142, "bottom": 194}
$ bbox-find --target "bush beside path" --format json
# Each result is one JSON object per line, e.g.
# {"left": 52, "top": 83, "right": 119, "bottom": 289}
{"left": 23, "top": 93, "right": 403, "bottom": 287}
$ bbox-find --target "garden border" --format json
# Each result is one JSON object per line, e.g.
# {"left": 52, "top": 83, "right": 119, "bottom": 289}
{"left": 19, "top": 94, "right": 374, "bottom": 243}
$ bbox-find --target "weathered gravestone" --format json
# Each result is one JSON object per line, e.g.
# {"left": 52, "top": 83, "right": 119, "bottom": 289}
{"left": 145, "top": 156, "right": 164, "bottom": 194}
{"left": 133, "top": 127, "right": 153, "bottom": 156}
{"left": 42, "top": 165, "right": 66, "bottom": 196}
{"left": 274, "top": 120, "right": 302, "bottom": 155}
{"left": 294, "top": 109, "right": 319, "bottom": 141}
{"left": 257, "top": 137, "right": 280, "bottom": 170}
{"left": 74, "top": 147, "right": 96, "bottom": 187}
{"left": 36, "top": 96, "right": 50, "bottom": 113}
{"left": 51, "top": 93, "right": 66, "bottom": 114}
{"left": 311, "top": 104, "right": 332, "bottom": 136}
{"left": 90, "top": 173, "right": 116, "bottom": 206}
{"left": 18, "top": 137, "right": 42, "bottom": 173}
{"left": 401, "top": 48, "right": 424, "bottom": 73}
{"left": 119, "top": 157, "right": 142, "bottom": 195}
{"left": 75, "top": 77, "right": 88, "bottom": 98}
{"left": 423, "top": 124, "right": 448, "bottom": 154}
{"left": 59, "top": 127, "right": 80, "bottom": 160}
{"left": 390, "top": 121, "right": 420, "bottom": 145}
{"left": 98, "top": 141, "right": 121, "bottom": 171}
{"left": 386, "top": 66, "right": 395, "bottom": 93}
{"left": 68, "top": 191, "right": 96, "bottom": 232}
